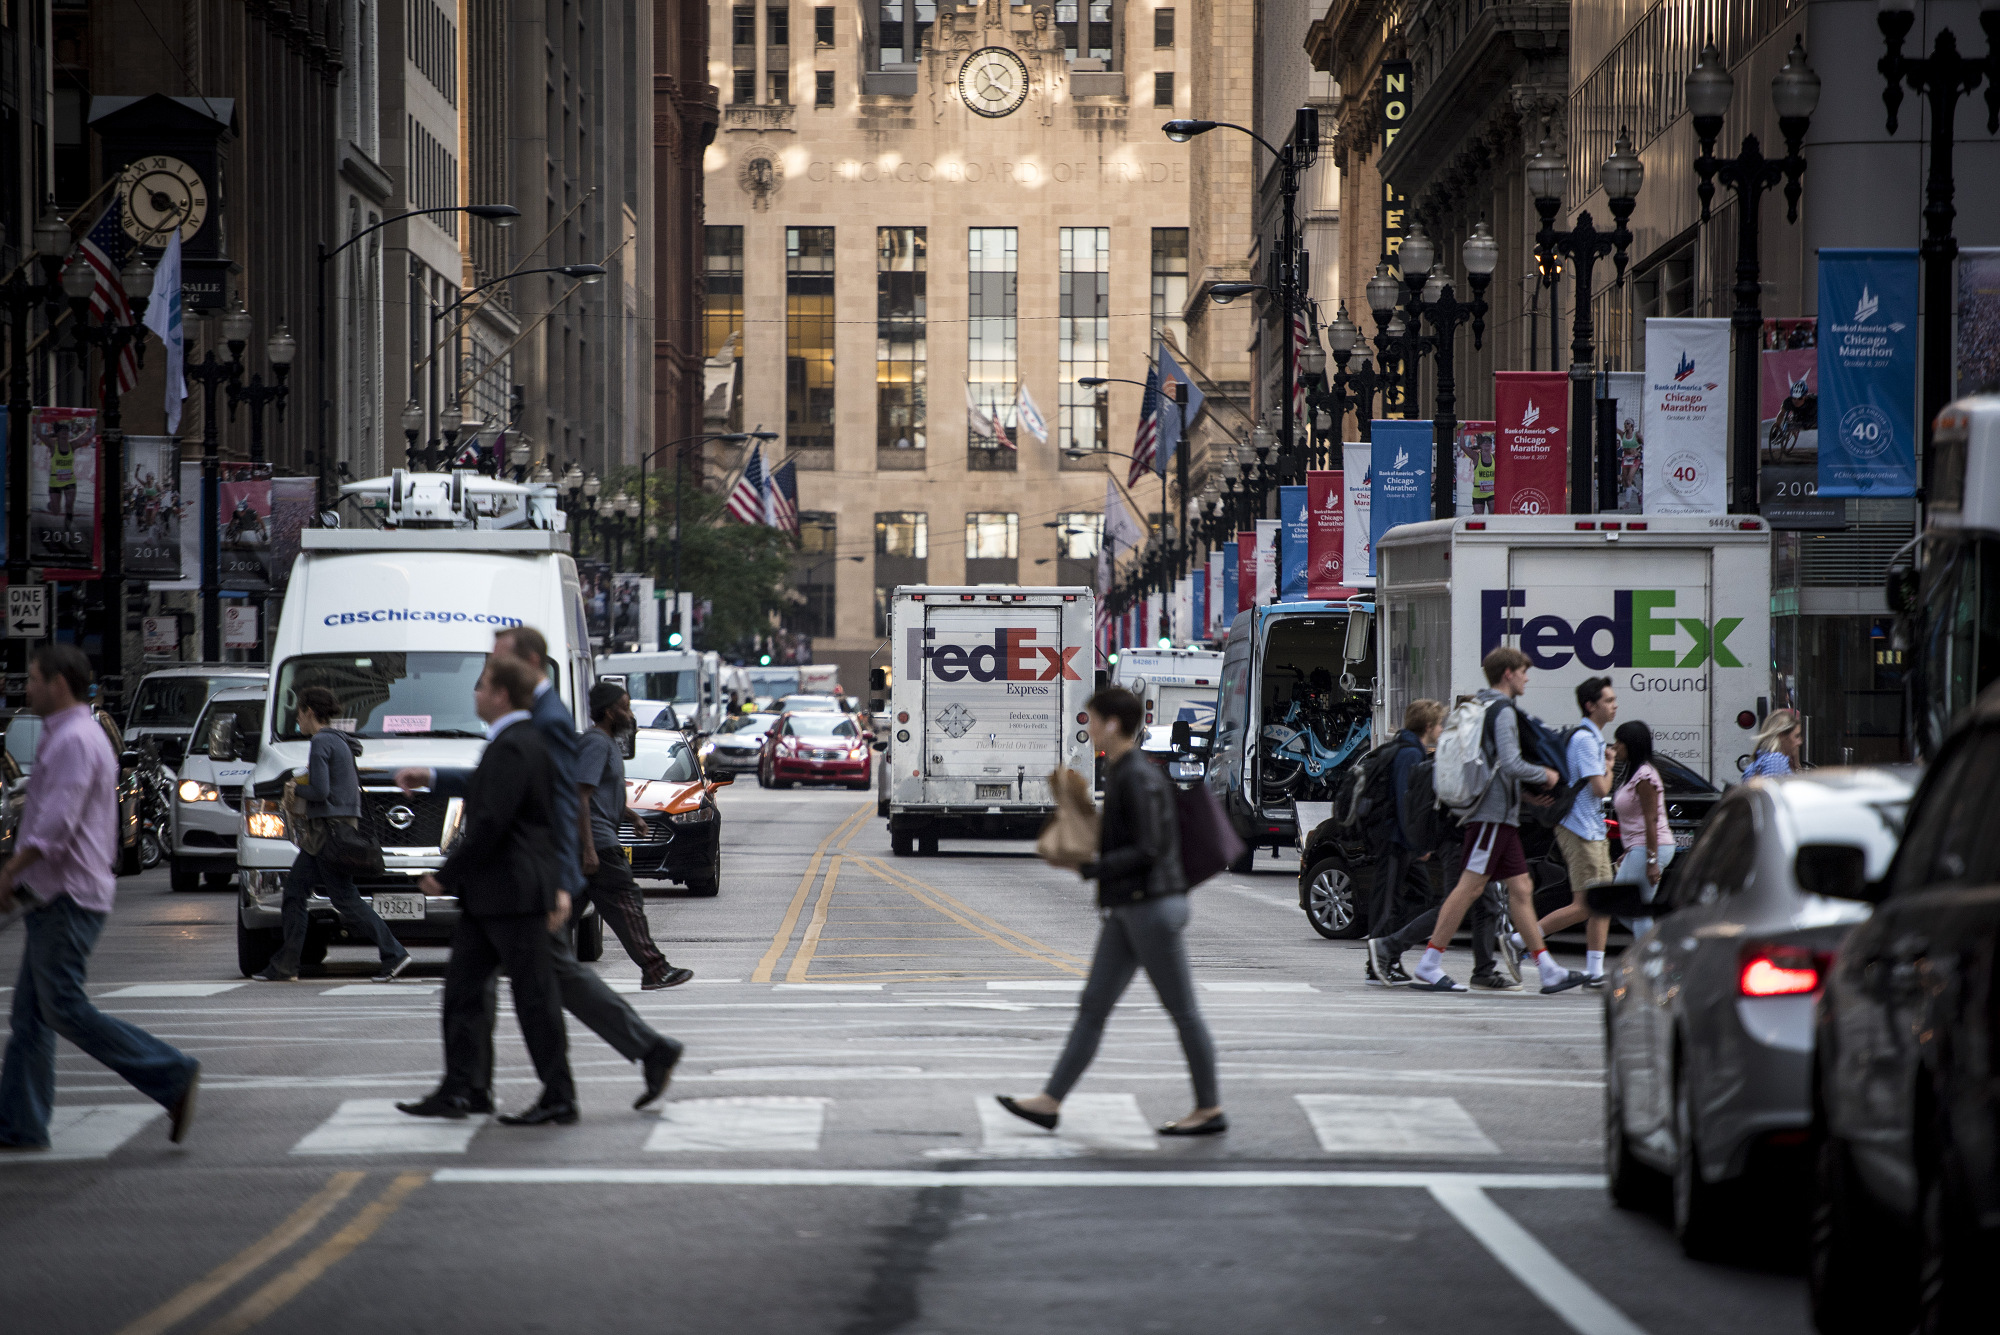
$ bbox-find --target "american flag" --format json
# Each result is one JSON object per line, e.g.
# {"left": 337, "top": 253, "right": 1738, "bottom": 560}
{"left": 1127, "top": 366, "right": 1160, "bottom": 486}
{"left": 725, "top": 442, "right": 769, "bottom": 523}
{"left": 770, "top": 458, "right": 800, "bottom": 534}
{"left": 1292, "top": 310, "right": 1309, "bottom": 436}
{"left": 80, "top": 203, "right": 140, "bottom": 395}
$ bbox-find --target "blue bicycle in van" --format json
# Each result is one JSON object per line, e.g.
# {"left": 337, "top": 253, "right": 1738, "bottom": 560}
{"left": 1260, "top": 700, "right": 1371, "bottom": 796}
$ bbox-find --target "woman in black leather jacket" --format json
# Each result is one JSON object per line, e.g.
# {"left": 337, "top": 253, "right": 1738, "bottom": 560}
{"left": 997, "top": 687, "right": 1224, "bottom": 1136}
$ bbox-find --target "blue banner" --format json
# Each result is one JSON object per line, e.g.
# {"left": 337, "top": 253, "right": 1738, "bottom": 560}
{"left": 1191, "top": 576, "right": 1205, "bottom": 638}
{"left": 1221, "top": 543, "right": 1239, "bottom": 624}
{"left": 1278, "top": 485, "right": 1308, "bottom": 601}
{"left": 1370, "top": 420, "right": 1434, "bottom": 571}
{"left": 1818, "top": 248, "right": 1918, "bottom": 497}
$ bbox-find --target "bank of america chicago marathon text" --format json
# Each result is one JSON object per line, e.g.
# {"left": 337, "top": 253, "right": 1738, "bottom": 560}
{"left": 322, "top": 609, "right": 526, "bottom": 627}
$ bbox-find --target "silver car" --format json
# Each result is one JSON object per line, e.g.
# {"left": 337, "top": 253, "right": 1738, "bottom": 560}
{"left": 700, "top": 712, "right": 777, "bottom": 774}
{"left": 1596, "top": 765, "right": 1914, "bottom": 1258}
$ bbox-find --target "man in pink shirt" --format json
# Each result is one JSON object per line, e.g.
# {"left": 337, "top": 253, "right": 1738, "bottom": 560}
{"left": 0, "top": 646, "right": 199, "bottom": 1150}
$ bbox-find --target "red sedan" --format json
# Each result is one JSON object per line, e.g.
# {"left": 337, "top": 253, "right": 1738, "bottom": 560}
{"left": 758, "top": 710, "right": 873, "bottom": 790}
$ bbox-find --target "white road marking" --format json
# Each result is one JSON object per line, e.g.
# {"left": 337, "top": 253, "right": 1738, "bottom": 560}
{"left": 0, "top": 1104, "right": 162, "bottom": 1163}
{"left": 772, "top": 983, "right": 884, "bottom": 991}
{"left": 644, "top": 1096, "right": 831, "bottom": 1152}
{"left": 936, "top": 1093, "right": 1155, "bottom": 1160}
{"left": 100, "top": 983, "right": 246, "bottom": 998}
{"left": 290, "top": 1098, "right": 485, "bottom": 1155}
{"left": 1199, "top": 980, "right": 1318, "bottom": 993}
{"left": 985, "top": 981, "right": 1082, "bottom": 992}
{"left": 1295, "top": 1094, "right": 1501, "bottom": 1156}
{"left": 1430, "top": 1180, "right": 1650, "bottom": 1335}
{"left": 432, "top": 1167, "right": 1603, "bottom": 1189}
{"left": 319, "top": 984, "right": 443, "bottom": 997}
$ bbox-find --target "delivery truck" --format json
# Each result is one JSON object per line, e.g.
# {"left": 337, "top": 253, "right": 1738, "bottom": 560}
{"left": 882, "top": 585, "right": 1095, "bottom": 854}
{"left": 1373, "top": 514, "right": 1772, "bottom": 785}
{"left": 1114, "top": 646, "right": 1222, "bottom": 780}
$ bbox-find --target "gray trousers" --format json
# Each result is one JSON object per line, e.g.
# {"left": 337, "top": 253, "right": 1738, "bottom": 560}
{"left": 1045, "top": 894, "right": 1220, "bottom": 1109}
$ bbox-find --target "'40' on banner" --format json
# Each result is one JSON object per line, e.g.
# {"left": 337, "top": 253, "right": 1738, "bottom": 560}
{"left": 1817, "top": 249, "right": 1917, "bottom": 497}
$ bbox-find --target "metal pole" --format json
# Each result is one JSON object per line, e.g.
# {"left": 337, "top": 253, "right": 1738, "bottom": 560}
{"left": 1730, "top": 181, "right": 1765, "bottom": 515}
{"left": 8, "top": 282, "right": 34, "bottom": 695}
{"left": 315, "top": 245, "right": 328, "bottom": 513}
{"left": 99, "top": 325, "right": 127, "bottom": 684}
{"left": 1568, "top": 243, "right": 1599, "bottom": 515}
{"left": 1279, "top": 147, "right": 1298, "bottom": 484}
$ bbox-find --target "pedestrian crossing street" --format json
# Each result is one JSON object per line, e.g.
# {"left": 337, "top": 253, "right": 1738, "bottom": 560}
{"left": 61, "top": 978, "right": 1331, "bottom": 999}
{"left": 12, "top": 1091, "right": 1523, "bottom": 1164}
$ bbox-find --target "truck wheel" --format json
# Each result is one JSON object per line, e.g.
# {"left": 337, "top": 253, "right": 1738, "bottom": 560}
{"left": 170, "top": 859, "right": 202, "bottom": 893}
{"left": 891, "top": 831, "right": 913, "bottom": 856}
{"left": 1302, "top": 857, "right": 1363, "bottom": 939}
{"left": 236, "top": 918, "right": 281, "bottom": 977}
{"left": 575, "top": 910, "right": 606, "bottom": 961}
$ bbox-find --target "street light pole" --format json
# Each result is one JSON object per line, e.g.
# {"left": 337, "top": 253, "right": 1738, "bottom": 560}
{"left": 1686, "top": 38, "right": 1820, "bottom": 515}
{"left": 4, "top": 207, "right": 72, "bottom": 691}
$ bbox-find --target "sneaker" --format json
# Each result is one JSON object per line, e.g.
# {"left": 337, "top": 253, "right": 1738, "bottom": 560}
{"left": 1364, "top": 959, "right": 1383, "bottom": 985}
{"left": 1408, "top": 974, "right": 1469, "bottom": 993}
{"left": 1364, "top": 937, "right": 1395, "bottom": 983}
{"left": 642, "top": 966, "right": 695, "bottom": 991}
{"left": 1383, "top": 958, "right": 1412, "bottom": 986}
{"left": 373, "top": 954, "right": 415, "bottom": 983}
{"left": 249, "top": 968, "right": 297, "bottom": 983}
{"left": 1496, "top": 931, "right": 1522, "bottom": 984}
{"left": 1470, "top": 970, "right": 1522, "bottom": 991}
{"left": 1540, "top": 969, "right": 1588, "bottom": 995}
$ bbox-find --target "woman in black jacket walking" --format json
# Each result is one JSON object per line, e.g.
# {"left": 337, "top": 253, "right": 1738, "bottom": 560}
{"left": 999, "top": 687, "right": 1224, "bottom": 1136}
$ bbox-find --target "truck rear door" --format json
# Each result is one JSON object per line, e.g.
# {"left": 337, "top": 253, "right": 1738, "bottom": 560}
{"left": 922, "top": 605, "right": 1064, "bottom": 793}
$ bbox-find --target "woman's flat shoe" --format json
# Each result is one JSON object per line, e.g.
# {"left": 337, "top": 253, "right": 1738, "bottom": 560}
{"left": 1158, "top": 1113, "right": 1229, "bottom": 1136}
{"left": 995, "top": 1095, "right": 1059, "bottom": 1130}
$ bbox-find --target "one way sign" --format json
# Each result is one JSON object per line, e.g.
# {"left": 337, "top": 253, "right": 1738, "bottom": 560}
{"left": 7, "top": 585, "right": 47, "bottom": 639}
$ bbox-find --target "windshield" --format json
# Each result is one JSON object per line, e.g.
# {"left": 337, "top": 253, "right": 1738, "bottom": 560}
{"left": 787, "top": 714, "right": 859, "bottom": 738}
{"left": 775, "top": 695, "right": 841, "bottom": 712}
{"left": 748, "top": 668, "right": 800, "bottom": 697}
{"left": 127, "top": 675, "right": 259, "bottom": 730}
{"left": 631, "top": 737, "right": 701, "bottom": 782}
{"left": 5, "top": 715, "right": 41, "bottom": 771}
{"left": 623, "top": 670, "right": 696, "bottom": 704}
{"left": 272, "top": 653, "right": 512, "bottom": 739}
{"left": 720, "top": 714, "right": 776, "bottom": 737}
{"left": 190, "top": 700, "right": 266, "bottom": 756}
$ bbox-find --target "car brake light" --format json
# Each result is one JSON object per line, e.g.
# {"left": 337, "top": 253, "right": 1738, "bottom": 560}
{"left": 1627, "top": 522, "right": 1648, "bottom": 530}
{"left": 1575, "top": 521, "right": 1596, "bottom": 530}
{"left": 1739, "top": 945, "right": 1826, "bottom": 997}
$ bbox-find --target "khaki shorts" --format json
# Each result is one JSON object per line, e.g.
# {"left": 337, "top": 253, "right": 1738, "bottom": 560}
{"left": 1555, "top": 827, "right": 1613, "bottom": 901}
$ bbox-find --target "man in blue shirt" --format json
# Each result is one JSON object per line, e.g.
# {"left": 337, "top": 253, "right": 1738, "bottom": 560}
{"left": 1515, "top": 676, "right": 1618, "bottom": 985}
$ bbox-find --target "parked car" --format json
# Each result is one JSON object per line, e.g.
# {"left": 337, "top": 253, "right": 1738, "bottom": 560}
{"left": 1586, "top": 766, "right": 1914, "bottom": 1259}
{"left": 123, "top": 665, "right": 267, "bottom": 770}
{"left": 701, "top": 712, "right": 777, "bottom": 774}
{"left": 1807, "top": 684, "right": 2000, "bottom": 1334}
{"left": 758, "top": 710, "right": 873, "bottom": 790}
{"left": 619, "top": 728, "right": 730, "bottom": 895}
{"left": 169, "top": 687, "right": 265, "bottom": 891}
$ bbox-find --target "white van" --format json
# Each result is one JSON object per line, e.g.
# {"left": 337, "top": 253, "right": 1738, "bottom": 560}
{"left": 1114, "top": 647, "right": 1223, "bottom": 758}
{"left": 170, "top": 686, "right": 265, "bottom": 892}
{"left": 230, "top": 516, "right": 595, "bottom": 977}
{"left": 125, "top": 665, "right": 269, "bottom": 770}
{"left": 595, "top": 649, "right": 725, "bottom": 733}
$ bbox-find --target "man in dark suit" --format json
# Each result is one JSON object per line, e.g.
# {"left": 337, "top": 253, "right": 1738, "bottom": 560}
{"left": 396, "top": 653, "right": 576, "bottom": 1124}
{"left": 395, "top": 626, "right": 683, "bottom": 1116}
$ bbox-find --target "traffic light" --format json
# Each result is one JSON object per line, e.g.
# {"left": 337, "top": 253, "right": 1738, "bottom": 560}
{"left": 758, "top": 653, "right": 772, "bottom": 666}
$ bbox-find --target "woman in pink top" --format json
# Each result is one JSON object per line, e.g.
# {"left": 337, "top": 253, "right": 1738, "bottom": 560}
{"left": 1611, "top": 720, "right": 1674, "bottom": 895}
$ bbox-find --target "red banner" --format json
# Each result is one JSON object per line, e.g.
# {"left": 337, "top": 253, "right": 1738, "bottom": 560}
{"left": 1493, "top": 372, "right": 1569, "bottom": 515}
{"left": 1237, "top": 530, "right": 1256, "bottom": 611}
{"left": 1306, "top": 470, "right": 1347, "bottom": 597}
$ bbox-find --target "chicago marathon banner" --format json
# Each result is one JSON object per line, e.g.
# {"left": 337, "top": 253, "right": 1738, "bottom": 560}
{"left": 1493, "top": 373, "right": 1567, "bottom": 514}
{"left": 1278, "top": 484, "right": 1308, "bottom": 602}
{"left": 1342, "top": 442, "right": 1374, "bottom": 588}
{"left": 1369, "top": 420, "right": 1432, "bottom": 574}
{"left": 1306, "top": 469, "right": 1346, "bottom": 597}
{"left": 1817, "top": 248, "right": 1918, "bottom": 497}
{"left": 1642, "top": 318, "right": 1730, "bottom": 513}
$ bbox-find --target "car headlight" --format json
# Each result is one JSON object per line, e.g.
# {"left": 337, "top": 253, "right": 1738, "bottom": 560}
{"left": 244, "top": 798, "right": 287, "bottom": 841}
{"left": 668, "top": 804, "right": 718, "bottom": 825}
{"left": 178, "top": 780, "right": 220, "bottom": 803}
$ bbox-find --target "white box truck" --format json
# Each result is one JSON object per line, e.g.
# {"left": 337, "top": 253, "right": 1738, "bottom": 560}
{"left": 882, "top": 585, "right": 1095, "bottom": 855}
{"left": 1373, "top": 514, "right": 1773, "bottom": 784}
{"left": 1114, "top": 646, "right": 1222, "bottom": 778}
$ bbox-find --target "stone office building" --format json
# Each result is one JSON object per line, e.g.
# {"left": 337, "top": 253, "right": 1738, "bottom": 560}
{"left": 704, "top": 0, "right": 1213, "bottom": 688}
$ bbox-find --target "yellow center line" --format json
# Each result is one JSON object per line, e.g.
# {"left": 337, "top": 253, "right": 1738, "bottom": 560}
{"left": 197, "top": 1173, "right": 429, "bottom": 1335}
{"left": 114, "top": 1172, "right": 366, "bottom": 1335}
{"left": 785, "top": 855, "right": 845, "bottom": 983}
{"left": 750, "top": 802, "right": 872, "bottom": 983}
{"left": 852, "top": 857, "right": 1088, "bottom": 976}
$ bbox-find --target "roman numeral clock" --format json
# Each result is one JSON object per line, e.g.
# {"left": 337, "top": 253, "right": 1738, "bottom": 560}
{"left": 86, "top": 93, "right": 236, "bottom": 311}
{"left": 958, "top": 47, "right": 1029, "bottom": 117}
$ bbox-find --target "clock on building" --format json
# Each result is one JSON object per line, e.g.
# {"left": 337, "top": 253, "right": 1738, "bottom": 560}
{"left": 958, "top": 47, "right": 1029, "bottom": 118}
{"left": 118, "top": 155, "right": 210, "bottom": 245}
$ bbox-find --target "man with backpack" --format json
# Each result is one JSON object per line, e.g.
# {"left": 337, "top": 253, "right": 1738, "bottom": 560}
{"left": 1361, "top": 701, "right": 1445, "bottom": 985}
{"left": 1508, "top": 676, "right": 1618, "bottom": 987}
{"left": 1401, "top": 647, "right": 1586, "bottom": 995}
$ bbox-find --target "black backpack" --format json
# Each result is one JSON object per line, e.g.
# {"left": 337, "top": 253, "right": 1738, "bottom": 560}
{"left": 1402, "top": 755, "right": 1443, "bottom": 850}
{"left": 1484, "top": 702, "right": 1588, "bottom": 828}
{"left": 1338, "top": 736, "right": 1421, "bottom": 841}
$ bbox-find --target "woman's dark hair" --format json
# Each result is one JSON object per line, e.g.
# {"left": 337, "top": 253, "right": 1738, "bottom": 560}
{"left": 588, "top": 681, "right": 629, "bottom": 723}
{"left": 296, "top": 686, "right": 342, "bottom": 723}
{"left": 1086, "top": 686, "right": 1143, "bottom": 739}
{"left": 1613, "top": 720, "right": 1654, "bottom": 774}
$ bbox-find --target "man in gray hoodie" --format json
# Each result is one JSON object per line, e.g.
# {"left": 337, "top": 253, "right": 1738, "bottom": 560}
{"left": 1408, "top": 647, "right": 1586, "bottom": 995}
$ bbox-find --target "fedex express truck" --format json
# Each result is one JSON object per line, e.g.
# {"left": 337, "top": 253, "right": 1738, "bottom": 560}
{"left": 883, "top": 585, "right": 1095, "bottom": 855}
{"left": 1374, "top": 515, "right": 1772, "bottom": 784}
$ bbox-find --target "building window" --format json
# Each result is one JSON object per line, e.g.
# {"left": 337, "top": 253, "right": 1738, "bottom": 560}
{"left": 1055, "top": 0, "right": 1112, "bottom": 62}
{"left": 732, "top": 70, "right": 756, "bottom": 103}
{"left": 816, "top": 69, "right": 835, "bottom": 106}
{"left": 789, "top": 512, "right": 838, "bottom": 639}
{"left": 876, "top": 511, "right": 928, "bottom": 557}
{"left": 1632, "top": 240, "right": 1696, "bottom": 366}
{"left": 769, "top": 71, "right": 789, "bottom": 103}
{"left": 1151, "top": 227, "right": 1189, "bottom": 352}
{"left": 1153, "top": 71, "right": 1174, "bottom": 107}
{"left": 815, "top": 5, "right": 835, "bottom": 45}
{"left": 767, "top": 4, "right": 789, "bottom": 44}
{"left": 1059, "top": 226, "right": 1109, "bottom": 454}
{"left": 1057, "top": 512, "right": 1104, "bottom": 558}
{"left": 786, "top": 227, "right": 836, "bottom": 453}
{"left": 877, "top": 227, "right": 927, "bottom": 450}
{"left": 876, "top": 0, "right": 934, "bottom": 66}
{"left": 968, "top": 227, "right": 1018, "bottom": 466}
{"left": 732, "top": 4, "right": 756, "bottom": 45}
{"left": 704, "top": 225, "right": 745, "bottom": 418}
{"left": 966, "top": 513, "right": 1019, "bottom": 560}
{"left": 1153, "top": 6, "right": 1173, "bottom": 46}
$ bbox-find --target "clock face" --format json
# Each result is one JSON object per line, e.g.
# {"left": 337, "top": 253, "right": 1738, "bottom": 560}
{"left": 958, "top": 47, "right": 1029, "bottom": 118}
{"left": 119, "top": 156, "right": 209, "bottom": 246}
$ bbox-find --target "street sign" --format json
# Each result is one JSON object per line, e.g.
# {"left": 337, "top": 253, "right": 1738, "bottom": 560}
{"left": 142, "top": 616, "right": 180, "bottom": 655}
{"left": 7, "top": 585, "right": 47, "bottom": 639}
{"left": 222, "top": 605, "right": 259, "bottom": 649}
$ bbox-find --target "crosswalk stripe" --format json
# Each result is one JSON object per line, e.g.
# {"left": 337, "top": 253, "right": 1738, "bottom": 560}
{"left": 986, "top": 981, "right": 1081, "bottom": 992}
{"left": 931, "top": 1093, "right": 1156, "bottom": 1161}
{"left": 1199, "top": 980, "right": 1318, "bottom": 993}
{"left": 1295, "top": 1094, "right": 1501, "bottom": 1156}
{"left": 101, "top": 983, "right": 246, "bottom": 998}
{"left": 0, "top": 1104, "right": 161, "bottom": 1163}
{"left": 290, "top": 1099, "right": 484, "bottom": 1155}
{"left": 645, "top": 1097, "right": 831, "bottom": 1152}
{"left": 318, "top": 984, "right": 442, "bottom": 997}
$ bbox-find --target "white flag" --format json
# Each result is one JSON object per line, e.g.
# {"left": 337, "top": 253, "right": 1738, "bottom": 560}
{"left": 1015, "top": 384, "right": 1048, "bottom": 443}
{"left": 142, "top": 230, "right": 187, "bottom": 434}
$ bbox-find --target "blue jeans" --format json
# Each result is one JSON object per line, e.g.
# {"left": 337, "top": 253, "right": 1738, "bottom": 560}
{"left": 269, "top": 848, "right": 407, "bottom": 976}
{"left": 1617, "top": 841, "right": 1676, "bottom": 939}
{"left": 0, "top": 893, "right": 198, "bottom": 1147}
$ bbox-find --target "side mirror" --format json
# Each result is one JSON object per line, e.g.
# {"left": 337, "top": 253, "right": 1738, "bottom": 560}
{"left": 1171, "top": 720, "right": 1193, "bottom": 751}
{"left": 871, "top": 739, "right": 888, "bottom": 752}
{"left": 209, "top": 715, "right": 239, "bottom": 763}
{"left": 868, "top": 667, "right": 888, "bottom": 691}
{"left": 1584, "top": 879, "right": 1651, "bottom": 920}
{"left": 707, "top": 774, "right": 735, "bottom": 788}
{"left": 620, "top": 727, "right": 638, "bottom": 761}
{"left": 1795, "top": 842, "right": 1879, "bottom": 903}
{"left": 1342, "top": 608, "right": 1373, "bottom": 664}
{"left": 1885, "top": 564, "right": 1918, "bottom": 616}
{"left": 119, "top": 749, "right": 141, "bottom": 769}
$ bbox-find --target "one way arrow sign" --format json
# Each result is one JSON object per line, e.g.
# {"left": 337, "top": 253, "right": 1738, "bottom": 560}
{"left": 7, "top": 585, "right": 47, "bottom": 639}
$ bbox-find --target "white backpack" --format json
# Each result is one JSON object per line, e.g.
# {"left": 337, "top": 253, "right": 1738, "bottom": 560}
{"left": 1432, "top": 697, "right": 1498, "bottom": 812}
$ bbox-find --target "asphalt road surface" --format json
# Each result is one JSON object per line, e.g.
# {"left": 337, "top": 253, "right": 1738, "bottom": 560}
{"left": 0, "top": 784, "right": 1811, "bottom": 1334}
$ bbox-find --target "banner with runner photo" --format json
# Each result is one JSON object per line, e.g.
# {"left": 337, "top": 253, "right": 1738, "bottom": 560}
{"left": 123, "top": 436, "right": 183, "bottom": 580}
{"left": 1758, "top": 318, "right": 1841, "bottom": 529}
{"left": 30, "top": 408, "right": 102, "bottom": 573}
{"left": 218, "top": 464, "right": 274, "bottom": 592}
{"left": 1493, "top": 373, "right": 1567, "bottom": 514}
{"left": 1642, "top": 317, "right": 1730, "bottom": 513}
{"left": 1958, "top": 248, "right": 2000, "bottom": 400}
{"left": 1602, "top": 372, "right": 1644, "bottom": 513}
{"left": 1452, "top": 420, "right": 1495, "bottom": 515}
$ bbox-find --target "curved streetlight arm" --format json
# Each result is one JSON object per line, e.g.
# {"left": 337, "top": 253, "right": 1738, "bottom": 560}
{"left": 1075, "top": 376, "right": 1155, "bottom": 393}
{"left": 321, "top": 205, "right": 518, "bottom": 265}
{"left": 1167, "top": 118, "right": 1284, "bottom": 160}
{"left": 640, "top": 430, "right": 776, "bottom": 468}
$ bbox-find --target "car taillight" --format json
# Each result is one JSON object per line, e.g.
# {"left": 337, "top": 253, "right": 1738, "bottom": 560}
{"left": 1738, "top": 945, "right": 1828, "bottom": 997}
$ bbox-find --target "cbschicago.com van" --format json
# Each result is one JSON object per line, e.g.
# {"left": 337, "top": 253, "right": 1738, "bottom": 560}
{"left": 321, "top": 608, "right": 526, "bottom": 627}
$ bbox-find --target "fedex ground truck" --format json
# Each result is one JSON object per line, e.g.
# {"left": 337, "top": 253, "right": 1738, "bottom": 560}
{"left": 1373, "top": 515, "right": 1772, "bottom": 784}
{"left": 883, "top": 585, "right": 1095, "bottom": 855}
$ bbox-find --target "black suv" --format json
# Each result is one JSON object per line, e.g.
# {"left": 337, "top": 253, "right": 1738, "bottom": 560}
{"left": 1805, "top": 682, "right": 2000, "bottom": 1334}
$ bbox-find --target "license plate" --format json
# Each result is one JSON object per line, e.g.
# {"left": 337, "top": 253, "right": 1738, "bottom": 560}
{"left": 1673, "top": 830, "right": 1695, "bottom": 848}
{"left": 371, "top": 892, "right": 426, "bottom": 920}
{"left": 976, "top": 783, "right": 1010, "bottom": 800}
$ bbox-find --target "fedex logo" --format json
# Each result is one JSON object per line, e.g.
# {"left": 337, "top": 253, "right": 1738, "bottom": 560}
{"left": 906, "top": 627, "right": 1082, "bottom": 683}
{"left": 1482, "top": 589, "right": 1743, "bottom": 670}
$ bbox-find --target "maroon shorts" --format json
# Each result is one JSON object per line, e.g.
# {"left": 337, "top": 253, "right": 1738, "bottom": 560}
{"left": 1461, "top": 822, "right": 1529, "bottom": 881}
